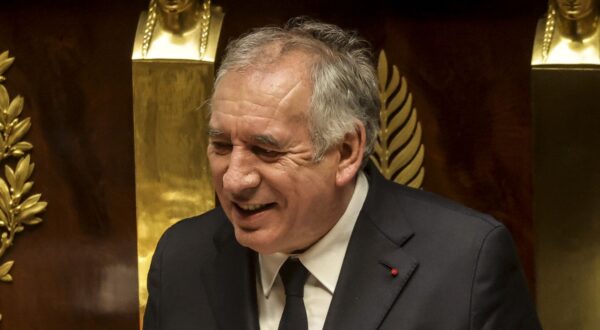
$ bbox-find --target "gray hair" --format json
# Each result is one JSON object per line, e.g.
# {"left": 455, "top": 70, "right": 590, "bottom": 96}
{"left": 214, "top": 17, "right": 380, "bottom": 164}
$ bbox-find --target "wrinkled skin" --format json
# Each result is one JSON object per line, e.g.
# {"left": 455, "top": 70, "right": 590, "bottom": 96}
{"left": 208, "top": 51, "right": 365, "bottom": 254}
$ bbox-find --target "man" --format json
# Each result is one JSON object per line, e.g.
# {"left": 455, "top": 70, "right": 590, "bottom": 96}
{"left": 144, "top": 17, "right": 541, "bottom": 329}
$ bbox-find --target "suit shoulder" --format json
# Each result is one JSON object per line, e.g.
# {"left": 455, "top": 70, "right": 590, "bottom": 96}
{"left": 405, "top": 185, "right": 496, "bottom": 223}
{"left": 379, "top": 179, "right": 502, "bottom": 235}
{"left": 163, "top": 208, "right": 227, "bottom": 238}
{"left": 156, "top": 208, "right": 228, "bottom": 259}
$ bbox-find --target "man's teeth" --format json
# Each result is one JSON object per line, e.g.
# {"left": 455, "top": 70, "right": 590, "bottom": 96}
{"left": 239, "top": 204, "right": 267, "bottom": 211}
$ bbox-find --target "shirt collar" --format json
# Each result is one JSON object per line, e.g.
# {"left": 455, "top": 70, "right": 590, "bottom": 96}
{"left": 258, "top": 171, "right": 369, "bottom": 297}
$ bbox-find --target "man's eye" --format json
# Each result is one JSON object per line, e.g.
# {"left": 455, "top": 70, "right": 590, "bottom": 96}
{"left": 251, "top": 146, "right": 283, "bottom": 160}
{"left": 211, "top": 142, "right": 232, "bottom": 154}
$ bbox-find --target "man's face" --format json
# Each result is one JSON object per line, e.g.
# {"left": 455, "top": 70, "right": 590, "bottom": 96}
{"left": 208, "top": 53, "right": 348, "bottom": 254}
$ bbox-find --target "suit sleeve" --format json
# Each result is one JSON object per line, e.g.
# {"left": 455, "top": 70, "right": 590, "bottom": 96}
{"left": 143, "top": 231, "right": 167, "bottom": 330}
{"left": 469, "top": 225, "right": 542, "bottom": 330}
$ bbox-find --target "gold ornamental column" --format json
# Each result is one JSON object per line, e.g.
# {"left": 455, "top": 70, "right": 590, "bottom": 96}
{"left": 131, "top": 0, "right": 223, "bottom": 323}
{"left": 532, "top": 1, "right": 600, "bottom": 329}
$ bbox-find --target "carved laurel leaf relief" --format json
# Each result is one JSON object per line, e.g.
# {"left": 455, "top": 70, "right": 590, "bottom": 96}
{"left": 0, "top": 50, "right": 47, "bottom": 322}
{"left": 371, "top": 50, "right": 425, "bottom": 188}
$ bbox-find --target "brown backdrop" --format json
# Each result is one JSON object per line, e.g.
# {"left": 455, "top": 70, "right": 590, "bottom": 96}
{"left": 0, "top": 0, "right": 545, "bottom": 328}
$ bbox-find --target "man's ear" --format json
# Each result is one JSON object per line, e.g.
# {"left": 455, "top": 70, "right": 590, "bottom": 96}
{"left": 336, "top": 122, "right": 366, "bottom": 186}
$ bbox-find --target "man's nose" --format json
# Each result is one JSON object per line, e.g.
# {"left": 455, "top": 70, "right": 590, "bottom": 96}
{"left": 222, "top": 149, "right": 260, "bottom": 198}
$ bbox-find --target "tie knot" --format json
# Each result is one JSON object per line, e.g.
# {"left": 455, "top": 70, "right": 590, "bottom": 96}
{"left": 279, "top": 258, "right": 309, "bottom": 297}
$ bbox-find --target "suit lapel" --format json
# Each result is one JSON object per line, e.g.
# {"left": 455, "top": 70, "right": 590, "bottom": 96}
{"left": 201, "top": 219, "right": 260, "bottom": 330}
{"left": 323, "top": 167, "right": 419, "bottom": 330}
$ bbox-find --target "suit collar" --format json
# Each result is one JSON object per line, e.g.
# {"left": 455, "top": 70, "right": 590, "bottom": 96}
{"left": 323, "top": 163, "right": 419, "bottom": 330}
{"left": 201, "top": 211, "right": 260, "bottom": 330}
{"left": 360, "top": 163, "right": 415, "bottom": 246}
{"left": 258, "top": 171, "right": 370, "bottom": 297}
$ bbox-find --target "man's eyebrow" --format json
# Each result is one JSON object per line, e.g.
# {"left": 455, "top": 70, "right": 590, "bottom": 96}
{"left": 253, "top": 134, "right": 282, "bottom": 149}
{"left": 207, "top": 127, "right": 227, "bottom": 138}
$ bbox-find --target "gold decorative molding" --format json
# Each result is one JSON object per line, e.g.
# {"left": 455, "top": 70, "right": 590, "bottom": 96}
{"left": 133, "top": 0, "right": 222, "bottom": 62}
{"left": 0, "top": 50, "right": 47, "bottom": 322}
{"left": 141, "top": 0, "right": 212, "bottom": 58}
{"left": 371, "top": 50, "right": 425, "bottom": 188}
{"left": 132, "top": 2, "right": 223, "bottom": 324}
{"left": 541, "top": 3, "right": 557, "bottom": 64}
{"left": 532, "top": 0, "right": 600, "bottom": 65}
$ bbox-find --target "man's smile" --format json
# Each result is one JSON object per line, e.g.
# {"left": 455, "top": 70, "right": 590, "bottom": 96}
{"left": 233, "top": 202, "right": 277, "bottom": 217}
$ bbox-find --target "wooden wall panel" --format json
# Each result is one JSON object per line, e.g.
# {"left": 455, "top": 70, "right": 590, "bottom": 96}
{"left": 0, "top": 2, "right": 145, "bottom": 329}
{"left": 0, "top": 0, "right": 544, "bottom": 328}
{"left": 376, "top": 14, "right": 541, "bottom": 290}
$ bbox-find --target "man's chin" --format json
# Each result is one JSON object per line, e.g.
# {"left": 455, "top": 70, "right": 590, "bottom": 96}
{"left": 233, "top": 227, "right": 282, "bottom": 254}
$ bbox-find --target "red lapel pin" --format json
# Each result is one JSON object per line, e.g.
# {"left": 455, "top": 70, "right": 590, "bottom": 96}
{"left": 382, "top": 262, "right": 399, "bottom": 277}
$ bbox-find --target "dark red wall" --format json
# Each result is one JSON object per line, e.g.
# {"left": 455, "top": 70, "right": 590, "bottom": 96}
{"left": 0, "top": 0, "right": 545, "bottom": 328}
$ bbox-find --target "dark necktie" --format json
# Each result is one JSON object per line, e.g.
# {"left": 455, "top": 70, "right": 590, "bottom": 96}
{"left": 278, "top": 258, "right": 310, "bottom": 330}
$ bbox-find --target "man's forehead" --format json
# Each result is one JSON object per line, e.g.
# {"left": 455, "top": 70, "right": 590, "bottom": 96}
{"left": 217, "top": 53, "right": 313, "bottom": 97}
{"left": 212, "top": 63, "right": 312, "bottom": 123}
{"left": 209, "top": 110, "right": 304, "bottom": 137}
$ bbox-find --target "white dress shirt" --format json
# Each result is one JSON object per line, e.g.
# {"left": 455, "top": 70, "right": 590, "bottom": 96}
{"left": 257, "top": 172, "right": 369, "bottom": 330}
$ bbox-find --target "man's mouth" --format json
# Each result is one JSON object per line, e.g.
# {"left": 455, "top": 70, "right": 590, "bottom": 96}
{"left": 234, "top": 202, "right": 276, "bottom": 216}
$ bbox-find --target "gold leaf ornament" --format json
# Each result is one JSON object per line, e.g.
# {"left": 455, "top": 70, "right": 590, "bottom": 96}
{"left": 0, "top": 51, "right": 47, "bottom": 322}
{"left": 0, "top": 260, "right": 13, "bottom": 282}
{"left": 371, "top": 50, "right": 425, "bottom": 188}
{"left": 0, "top": 51, "right": 15, "bottom": 83}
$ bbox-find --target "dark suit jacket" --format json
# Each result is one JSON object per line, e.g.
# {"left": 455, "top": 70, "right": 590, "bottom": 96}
{"left": 144, "top": 166, "right": 541, "bottom": 330}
